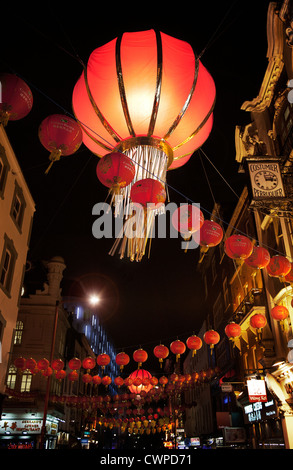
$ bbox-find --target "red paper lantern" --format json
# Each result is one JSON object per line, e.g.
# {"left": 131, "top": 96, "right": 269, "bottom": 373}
{"left": 51, "top": 358, "right": 64, "bottom": 371}
{"left": 101, "top": 375, "right": 112, "bottom": 387}
{"left": 55, "top": 370, "right": 66, "bottom": 380}
{"left": 114, "top": 376, "right": 124, "bottom": 388}
{"left": 133, "top": 349, "right": 148, "bottom": 368}
{"left": 14, "top": 357, "right": 26, "bottom": 371}
{"left": 92, "top": 375, "right": 102, "bottom": 386}
{"left": 225, "top": 322, "right": 242, "bottom": 340}
{"left": 266, "top": 255, "right": 291, "bottom": 278}
{"left": 172, "top": 204, "right": 204, "bottom": 237}
{"left": 97, "top": 353, "right": 111, "bottom": 369}
{"left": 68, "top": 370, "right": 79, "bottom": 382}
{"left": 244, "top": 246, "right": 270, "bottom": 270}
{"left": 37, "top": 358, "right": 50, "bottom": 371}
{"left": 96, "top": 152, "right": 135, "bottom": 191}
{"left": 0, "top": 73, "right": 33, "bottom": 125}
{"left": 68, "top": 357, "right": 81, "bottom": 370}
{"left": 250, "top": 313, "right": 267, "bottom": 330}
{"left": 199, "top": 220, "right": 223, "bottom": 249}
{"left": 25, "top": 358, "right": 37, "bottom": 371}
{"left": 38, "top": 114, "right": 83, "bottom": 173}
{"left": 41, "top": 366, "right": 53, "bottom": 378}
{"left": 271, "top": 305, "right": 289, "bottom": 321}
{"left": 82, "top": 357, "right": 96, "bottom": 370}
{"left": 159, "top": 376, "right": 168, "bottom": 387}
{"left": 153, "top": 345, "right": 169, "bottom": 367}
{"left": 224, "top": 235, "right": 253, "bottom": 261}
{"left": 72, "top": 30, "right": 215, "bottom": 168}
{"left": 285, "top": 263, "right": 293, "bottom": 283}
{"left": 128, "top": 369, "right": 153, "bottom": 394}
{"left": 82, "top": 373, "right": 93, "bottom": 384}
{"left": 170, "top": 340, "right": 186, "bottom": 361}
{"left": 203, "top": 330, "right": 220, "bottom": 354}
{"left": 115, "top": 352, "right": 130, "bottom": 371}
{"left": 186, "top": 335, "right": 202, "bottom": 356}
{"left": 130, "top": 178, "right": 166, "bottom": 209}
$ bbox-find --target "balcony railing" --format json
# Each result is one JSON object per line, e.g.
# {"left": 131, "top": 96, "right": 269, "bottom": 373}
{"left": 231, "top": 288, "right": 266, "bottom": 323}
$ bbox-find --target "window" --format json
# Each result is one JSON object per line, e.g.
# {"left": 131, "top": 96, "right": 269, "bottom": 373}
{"left": 6, "top": 365, "right": 17, "bottom": 389}
{"left": 14, "top": 320, "right": 24, "bottom": 345}
{"left": 0, "top": 144, "right": 10, "bottom": 198}
{"left": 20, "top": 370, "right": 32, "bottom": 392}
{"left": 10, "top": 181, "right": 26, "bottom": 232}
{"left": 0, "top": 234, "right": 18, "bottom": 296}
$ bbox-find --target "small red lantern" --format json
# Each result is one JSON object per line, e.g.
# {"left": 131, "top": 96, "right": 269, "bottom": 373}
{"left": 51, "top": 358, "right": 64, "bottom": 371}
{"left": 244, "top": 246, "right": 270, "bottom": 270}
{"left": 101, "top": 375, "right": 112, "bottom": 388}
{"left": 96, "top": 151, "right": 135, "bottom": 193}
{"left": 203, "top": 330, "right": 220, "bottom": 354}
{"left": 250, "top": 313, "right": 267, "bottom": 340}
{"left": 153, "top": 344, "right": 169, "bottom": 367}
{"left": 115, "top": 352, "right": 130, "bottom": 371}
{"left": 38, "top": 114, "right": 83, "bottom": 173}
{"left": 128, "top": 369, "right": 153, "bottom": 394}
{"left": 225, "top": 322, "right": 242, "bottom": 342}
{"left": 159, "top": 376, "right": 168, "bottom": 387}
{"left": 130, "top": 178, "right": 166, "bottom": 209}
{"left": 224, "top": 235, "right": 253, "bottom": 261}
{"left": 37, "top": 358, "right": 50, "bottom": 371}
{"left": 0, "top": 73, "right": 33, "bottom": 125}
{"left": 271, "top": 305, "right": 289, "bottom": 331}
{"left": 114, "top": 376, "right": 124, "bottom": 388}
{"left": 97, "top": 353, "right": 111, "bottom": 370}
{"left": 186, "top": 335, "right": 202, "bottom": 356}
{"left": 25, "top": 358, "right": 37, "bottom": 371}
{"left": 14, "top": 357, "right": 26, "bottom": 371}
{"left": 41, "top": 366, "right": 53, "bottom": 378}
{"left": 55, "top": 370, "right": 66, "bottom": 380}
{"left": 199, "top": 220, "right": 223, "bottom": 251}
{"left": 92, "top": 375, "right": 102, "bottom": 386}
{"left": 171, "top": 204, "right": 204, "bottom": 238}
{"left": 68, "top": 370, "right": 79, "bottom": 382}
{"left": 266, "top": 255, "right": 291, "bottom": 279}
{"left": 82, "top": 357, "right": 96, "bottom": 370}
{"left": 82, "top": 373, "right": 93, "bottom": 384}
{"left": 68, "top": 357, "right": 81, "bottom": 370}
{"left": 170, "top": 340, "right": 186, "bottom": 361}
{"left": 133, "top": 349, "right": 148, "bottom": 368}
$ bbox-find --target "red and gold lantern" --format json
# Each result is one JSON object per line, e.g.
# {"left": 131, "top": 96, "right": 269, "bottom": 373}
{"left": 244, "top": 245, "right": 270, "bottom": 270}
{"left": 172, "top": 204, "right": 204, "bottom": 239}
{"left": 153, "top": 344, "right": 169, "bottom": 367}
{"left": 170, "top": 340, "right": 186, "bottom": 361}
{"left": 14, "top": 357, "right": 26, "bottom": 371}
{"left": 128, "top": 369, "right": 153, "bottom": 395}
{"left": 186, "top": 335, "right": 202, "bottom": 356}
{"left": 0, "top": 73, "right": 33, "bottom": 125}
{"left": 199, "top": 219, "right": 223, "bottom": 251}
{"left": 101, "top": 375, "right": 112, "bottom": 388}
{"left": 25, "top": 358, "right": 37, "bottom": 372}
{"left": 51, "top": 358, "right": 64, "bottom": 372}
{"left": 37, "top": 358, "right": 50, "bottom": 371}
{"left": 68, "top": 357, "right": 81, "bottom": 371}
{"left": 250, "top": 313, "right": 267, "bottom": 340}
{"left": 82, "top": 357, "right": 96, "bottom": 371}
{"left": 55, "top": 370, "right": 66, "bottom": 381}
{"left": 97, "top": 353, "right": 111, "bottom": 371}
{"left": 92, "top": 375, "right": 102, "bottom": 386}
{"left": 266, "top": 255, "right": 291, "bottom": 279}
{"left": 82, "top": 373, "right": 93, "bottom": 384}
{"left": 115, "top": 352, "right": 130, "bottom": 371}
{"left": 203, "top": 330, "right": 220, "bottom": 354}
{"left": 114, "top": 376, "right": 124, "bottom": 388}
{"left": 224, "top": 235, "right": 253, "bottom": 262}
{"left": 159, "top": 376, "right": 168, "bottom": 387}
{"left": 271, "top": 305, "right": 289, "bottom": 331}
{"left": 225, "top": 322, "right": 242, "bottom": 343}
{"left": 68, "top": 370, "right": 79, "bottom": 382}
{"left": 38, "top": 114, "right": 83, "bottom": 173}
{"left": 133, "top": 349, "right": 148, "bottom": 368}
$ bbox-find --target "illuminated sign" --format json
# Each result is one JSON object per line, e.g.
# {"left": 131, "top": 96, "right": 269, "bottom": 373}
{"left": 247, "top": 160, "right": 285, "bottom": 200}
{"left": 247, "top": 379, "right": 267, "bottom": 403}
{"left": 244, "top": 400, "right": 277, "bottom": 423}
{"left": 0, "top": 419, "right": 42, "bottom": 434}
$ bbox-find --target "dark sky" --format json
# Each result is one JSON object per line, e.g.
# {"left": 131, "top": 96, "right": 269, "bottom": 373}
{"left": 1, "top": 2, "right": 269, "bottom": 361}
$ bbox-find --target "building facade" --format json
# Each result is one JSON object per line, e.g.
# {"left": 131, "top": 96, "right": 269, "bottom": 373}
{"left": 0, "top": 123, "right": 35, "bottom": 417}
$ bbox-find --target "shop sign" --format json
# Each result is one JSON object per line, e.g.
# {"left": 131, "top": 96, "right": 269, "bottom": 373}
{"left": 247, "top": 160, "right": 285, "bottom": 200}
{"left": 0, "top": 419, "right": 42, "bottom": 434}
{"left": 244, "top": 400, "right": 277, "bottom": 423}
{"left": 247, "top": 379, "right": 267, "bottom": 403}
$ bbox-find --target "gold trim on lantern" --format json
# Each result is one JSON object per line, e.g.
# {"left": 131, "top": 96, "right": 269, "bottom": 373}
{"left": 148, "top": 30, "right": 163, "bottom": 137}
{"left": 114, "top": 136, "right": 174, "bottom": 168}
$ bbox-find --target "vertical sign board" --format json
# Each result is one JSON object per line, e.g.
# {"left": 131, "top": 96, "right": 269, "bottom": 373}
{"left": 247, "top": 379, "right": 267, "bottom": 403}
{"left": 247, "top": 160, "right": 286, "bottom": 200}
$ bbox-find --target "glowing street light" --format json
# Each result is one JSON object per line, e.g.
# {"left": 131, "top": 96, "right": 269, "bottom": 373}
{"left": 89, "top": 294, "right": 101, "bottom": 306}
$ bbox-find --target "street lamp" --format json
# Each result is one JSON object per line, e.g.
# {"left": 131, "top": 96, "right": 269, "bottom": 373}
{"left": 89, "top": 294, "right": 101, "bottom": 306}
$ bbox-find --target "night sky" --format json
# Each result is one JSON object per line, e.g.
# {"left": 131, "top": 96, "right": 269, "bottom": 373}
{"left": 1, "top": 2, "right": 269, "bottom": 364}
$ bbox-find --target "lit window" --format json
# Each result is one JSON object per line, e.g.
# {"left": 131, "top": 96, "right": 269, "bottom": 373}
{"left": 14, "top": 320, "right": 24, "bottom": 345}
{"left": 6, "top": 365, "right": 17, "bottom": 389}
{"left": 20, "top": 370, "right": 32, "bottom": 392}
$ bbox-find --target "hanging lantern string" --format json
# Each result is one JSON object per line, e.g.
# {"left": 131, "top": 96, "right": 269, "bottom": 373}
{"left": 2, "top": 61, "right": 292, "bottom": 262}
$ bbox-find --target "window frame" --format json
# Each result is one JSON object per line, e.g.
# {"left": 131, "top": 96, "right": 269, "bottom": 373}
{"left": 0, "top": 234, "right": 18, "bottom": 297}
{"left": 10, "top": 180, "right": 26, "bottom": 233}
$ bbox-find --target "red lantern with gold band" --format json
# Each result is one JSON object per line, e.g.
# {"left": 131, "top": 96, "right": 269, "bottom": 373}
{"left": 170, "top": 340, "right": 186, "bottom": 361}
{"left": 115, "top": 352, "right": 130, "bottom": 371}
{"left": 203, "top": 330, "right": 220, "bottom": 355}
{"left": 97, "top": 353, "right": 111, "bottom": 370}
{"left": 82, "top": 357, "right": 96, "bottom": 371}
{"left": 199, "top": 219, "right": 223, "bottom": 251}
{"left": 271, "top": 305, "right": 289, "bottom": 331}
{"left": 266, "top": 255, "right": 291, "bottom": 279}
{"left": 68, "top": 357, "right": 81, "bottom": 371}
{"left": 244, "top": 246, "right": 270, "bottom": 270}
{"left": 0, "top": 73, "right": 33, "bottom": 125}
{"left": 186, "top": 335, "right": 202, "bottom": 356}
{"left": 51, "top": 358, "right": 64, "bottom": 372}
{"left": 225, "top": 322, "right": 241, "bottom": 345}
{"left": 133, "top": 349, "right": 148, "bottom": 369}
{"left": 153, "top": 344, "right": 169, "bottom": 367}
{"left": 128, "top": 369, "right": 153, "bottom": 395}
{"left": 172, "top": 204, "right": 204, "bottom": 239}
{"left": 224, "top": 235, "right": 253, "bottom": 261}
{"left": 250, "top": 313, "right": 267, "bottom": 341}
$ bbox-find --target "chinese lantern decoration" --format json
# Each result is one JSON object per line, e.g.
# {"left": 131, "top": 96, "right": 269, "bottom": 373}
{"left": 159, "top": 376, "right": 168, "bottom": 387}
{"left": 38, "top": 114, "right": 83, "bottom": 173}
{"left": 153, "top": 344, "right": 169, "bottom": 367}
{"left": 199, "top": 219, "right": 223, "bottom": 252}
{"left": 37, "top": 358, "right": 50, "bottom": 371}
{"left": 285, "top": 263, "right": 293, "bottom": 283}
{"left": 73, "top": 30, "right": 215, "bottom": 261}
{"left": 92, "top": 375, "right": 102, "bottom": 386}
{"left": 186, "top": 335, "right": 202, "bottom": 356}
{"left": 224, "top": 235, "right": 253, "bottom": 262}
{"left": 172, "top": 204, "right": 204, "bottom": 240}
{"left": 114, "top": 376, "right": 124, "bottom": 388}
{"left": 82, "top": 357, "right": 96, "bottom": 371}
{"left": 68, "top": 357, "right": 81, "bottom": 371}
{"left": 68, "top": 370, "right": 79, "bottom": 382}
{"left": 244, "top": 246, "right": 270, "bottom": 270}
{"left": 133, "top": 348, "right": 148, "bottom": 369}
{"left": 55, "top": 370, "right": 66, "bottom": 380}
{"left": 225, "top": 322, "right": 242, "bottom": 345}
{"left": 170, "top": 340, "right": 186, "bottom": 361}
{"left": 266, "top": 255, "right": 291, "bottom": 279}
{"left": 271, "top": 305, "right": 289, "bottom": 331}
{"left": 250, "top": 313, "right": 267, "bottom": 341}
{"left": 115, "top": 352, "right": 130, "bottom": 371}
{"left": 101, "top": 375, "right": 112, "bottom": 388}
{"left": 97, "top": 353, "right": 111, "bottom": 371}
{"left": 96, "top": 152, "right": 136, "bottom": 214}
{"left": 14, "top": 357, "right": 26, "bottom": 371}
{"left": 51, "top": 358, "right": 64, "bottom": 372}
{"left": 0, "top": 73, "right": 33, "bottom": 126}
{"left": 82, "top": 373, "right": 93, "bottom": 384}
{"left": 203, "top": 330, "right": 220, "bottom": 354}
{"left": 41, "top": 366, "right": 53, "bottom": 378}
{"left": 128, "top": 369, "right": 153, "bottom": 394}
{"left": 25, "top": 358, "right": 37, "bottom": 372}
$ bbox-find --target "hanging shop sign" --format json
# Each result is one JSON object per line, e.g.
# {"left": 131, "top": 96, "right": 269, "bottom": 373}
{"left": 247, "top": 378, "right": 267, "bottom": 403}
{"left": 246, "top": 159, "right": 285, "bottom": 200}
{"left": 243, "top": 400, "right": 278, "bottom": 424}
{"left": 0, "top": 418, "right": 42, "bottom": 434}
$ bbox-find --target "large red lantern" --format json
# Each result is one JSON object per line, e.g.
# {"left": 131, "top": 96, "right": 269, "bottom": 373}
{"left": 68, "top": 370, "right": 79, "bottom": 382}
{"left": 128, "top": 369, "right": 153, "bottom": 394}
{"left": 153, "top": 344, "right": 169, "bottom": 367}
{"left": 186, "top": 335, "right": 202, "bottom": 356}
{"left": 92, "top": 375, "right": 102, "bottom": 386}
{"left": 225, "top": 322, "right": 242, "bottom": 343}
{"left": 38, "top": 114, "right": 83, "bottom": 173}
{"left": 37, "top": 358, "right": 50, "bottom": 371}
{"left": 170, "top": 340, "right": 186, "bottom": 361}
{"left": 244, "top": 246, "right": 270, "bottom": 270}
{"left": 172, "top": 204, "right": 204, "bottom": 239}
{"left": 97, "top": 353, "right": 111, "bottom": 370}
{"left": 266, "top": 255, "right": 291, "bottom": 279}
{"left": 115, "top": 352, "right": 130, "bottom": 371}
{"left": 224, "top": 235, "right": 253, "bottom": 261}
{"left": 285, "top": 263, "right": 293, "bottom": 283}
{"left": 82, "top": 357, "right": 96, "bottom": 371}
{"left": 0, "top": 73, "right": 33, "bottom": 125}
{"left": 82, "top": 373, "right": 93, "bottom": 384}
{"left": 203, "top": 330, "right": 220, "bottom": 354}
{"left": 130, "top": 178, "right": 166, "bottom": 209}
{"left": 101, "top": 375, "right": 112, "bottom": 388}
{"left": 68, "top": 357, "right": 81, "bottom": 371}
{"left": 55, "top": 370, "right": 66, "bottom": 380}
{"left": 51, "top": 358, "right": 64, "bottom": 372}
{"left": 250, "top": 313, "right": 267, "bottom": 340}
{"left": 271, "top": 305, "right": 289, "bottom": 331}
{"left": 114, "top": 376, "right": 124, "bottom": 388}
{"left": 73, "top": 30, "right": 215, "bottom": 260}
{"left": 199, "top": 220, "right": 223, "bottom": 251}
{"left": 133, "top": 349, "right": 148, "bottom": 368}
